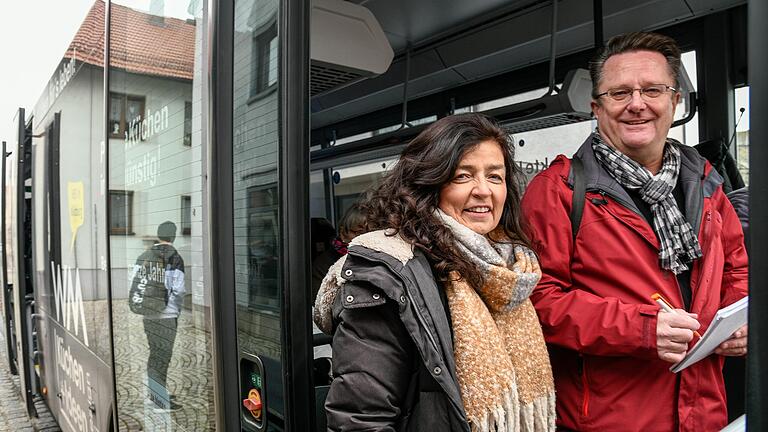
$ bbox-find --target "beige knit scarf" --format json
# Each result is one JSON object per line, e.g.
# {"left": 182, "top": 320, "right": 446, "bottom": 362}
{"left": 437, "top": 210, "right": 556, "bottom": 432}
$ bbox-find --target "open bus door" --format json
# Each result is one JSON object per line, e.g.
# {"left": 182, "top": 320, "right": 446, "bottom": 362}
{"left": 0, "top": 139, "right": 16, "bottom": 376}
{"left": 10, "top": 107, "right": 39, "bottom": 416}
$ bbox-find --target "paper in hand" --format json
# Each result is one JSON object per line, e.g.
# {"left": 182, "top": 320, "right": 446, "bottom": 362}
{"left": 670, "top": 296, "right": 748, "bottom": 373}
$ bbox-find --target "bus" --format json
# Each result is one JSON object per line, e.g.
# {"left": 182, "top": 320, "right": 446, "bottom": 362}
{"left": 0, "top": 0, "right": 764, "bottom": 430}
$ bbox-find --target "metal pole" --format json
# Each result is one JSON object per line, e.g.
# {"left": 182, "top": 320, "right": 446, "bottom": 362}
{"left": 280, "top": 0, "right": 314, "bottom": 429}
{"left": 593, "top": 0, "right": 603, "bottom": 50}
{"left": 400, "top": 45, "right": 413, "bottom": 128}
{"left": 545, "top": 0, "right": 558, "bottom": 95}
{"left": 747, "top": 0, "right": 768, "bottom": 429}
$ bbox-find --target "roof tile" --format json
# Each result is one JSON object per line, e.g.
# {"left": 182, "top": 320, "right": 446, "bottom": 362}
{"left": 65, "top": 0, "right": 195, "bottom": 81}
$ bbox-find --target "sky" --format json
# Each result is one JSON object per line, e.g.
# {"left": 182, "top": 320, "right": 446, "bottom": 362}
{"left": 0, "top": 0, "right": 194, "bottom": 146}
{"left": 0, "top": 1, "right": 94, "bottom": 145}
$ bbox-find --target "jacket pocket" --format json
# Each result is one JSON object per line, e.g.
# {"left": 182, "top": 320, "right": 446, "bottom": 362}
{"left": 340, "top": 280, "right": 388, "bottom": 310}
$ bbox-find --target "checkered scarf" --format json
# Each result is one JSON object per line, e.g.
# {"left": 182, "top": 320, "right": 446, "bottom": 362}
{"left": 591, "top": 134, "right": 702, "bottom": 274}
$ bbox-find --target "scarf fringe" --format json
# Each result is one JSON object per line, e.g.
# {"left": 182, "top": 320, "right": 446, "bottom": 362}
{"left": 469, "top": 387, "right": 556, "bottom": 432}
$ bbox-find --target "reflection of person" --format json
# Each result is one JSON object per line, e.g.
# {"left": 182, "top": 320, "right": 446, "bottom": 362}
{"left": 521, "top": 32, "right": 749, "bottom": 431}
{"left": 134, "top": 221, "right": 186, "bottom": 411}
{"left": 314, "top": 114, "right": 555, "bottom": 430}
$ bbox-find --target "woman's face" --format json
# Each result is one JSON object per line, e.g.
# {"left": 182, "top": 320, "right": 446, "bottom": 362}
{"left": 438, "top": 140, "right": 507, "bottom": 235}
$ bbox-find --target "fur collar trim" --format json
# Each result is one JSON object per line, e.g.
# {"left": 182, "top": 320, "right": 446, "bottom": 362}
{"left": 313, "top": 230, "right": 413, "bottom": 334}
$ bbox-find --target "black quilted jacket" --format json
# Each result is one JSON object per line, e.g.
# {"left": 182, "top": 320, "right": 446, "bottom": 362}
{"left": 319, "top": 236, "right": 470, "bottom": 432}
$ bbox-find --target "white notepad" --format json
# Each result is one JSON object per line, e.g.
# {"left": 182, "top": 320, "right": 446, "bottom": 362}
{"left": 671, "top": 296, "right": 748, "bottom": 373}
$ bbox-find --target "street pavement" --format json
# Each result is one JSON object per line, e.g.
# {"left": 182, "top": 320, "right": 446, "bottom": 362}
{"left": 0, "top": 331, "right": 60, "bottom": 432}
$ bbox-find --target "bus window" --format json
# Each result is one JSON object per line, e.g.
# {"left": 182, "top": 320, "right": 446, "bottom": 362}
{"left": 734, "top": 86, "right": 750, "bottom": 184}
{"left": 107, "top": 1, "right": 215, "bottom": 430}
{"left": 309, "top": 169, "right": 326, "bottom": 215}
{"left": 330, "top": 157, "right": 395, "bottom": 224}
{"left": 231, "top": 0, "right": 285, "bottom": 429}
{"left": 513, "top": 120, "right": 596, "bottom": 186}
{"left": 668, "top": 50, "right": 700, "bottom": 146}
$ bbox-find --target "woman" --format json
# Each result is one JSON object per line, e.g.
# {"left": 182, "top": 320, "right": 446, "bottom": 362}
{"left": 314, "top": 113, "right": 555, "bottom": 431}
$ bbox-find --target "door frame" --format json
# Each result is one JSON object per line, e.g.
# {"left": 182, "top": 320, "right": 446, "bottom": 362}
{"left": 278, "top": 0, "right": 313, "bottom": 430}
{"left": 210, "top": 0, "right": 312, "bottom": 429}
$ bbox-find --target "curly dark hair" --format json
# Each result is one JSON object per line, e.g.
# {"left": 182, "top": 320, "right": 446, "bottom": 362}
{"left": 357, "top": 113, "right": 532, "bottom": 289}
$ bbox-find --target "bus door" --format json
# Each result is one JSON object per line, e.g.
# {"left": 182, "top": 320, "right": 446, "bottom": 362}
{"left": 0, "top": 139, "right": 16, "bottom": 376}
{"left": 212, "top": 0, "right": 315, "bottom": 430}
{"left": 10, "top": 107, "right": 39, "bottom": 416}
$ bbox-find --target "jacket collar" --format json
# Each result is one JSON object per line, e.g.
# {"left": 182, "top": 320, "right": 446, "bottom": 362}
{"left": 571, "top": 132, "right": 722, "bottom": 229}
{"left": 313, "top": 230, "right": 414, "bottom": 334}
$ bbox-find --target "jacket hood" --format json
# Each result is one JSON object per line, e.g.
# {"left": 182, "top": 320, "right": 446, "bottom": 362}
{"left": 313, "top": 229, "right": 414, "bottom": 334}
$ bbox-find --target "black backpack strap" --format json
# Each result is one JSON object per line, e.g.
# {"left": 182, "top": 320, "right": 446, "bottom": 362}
{"left": 570, "top": 156, "right": 586, "bottom": 241}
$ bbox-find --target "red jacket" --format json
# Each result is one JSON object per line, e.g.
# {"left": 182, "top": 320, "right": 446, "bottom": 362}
{"left": 521, "top": 137, "right": 748, "bottom": 432}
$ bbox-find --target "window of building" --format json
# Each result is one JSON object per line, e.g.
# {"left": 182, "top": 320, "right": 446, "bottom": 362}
{"left": 249, "top": 21, "right": 278, "bottom": 98}
{"left": 109, "top": 190, "right": 134, "bottom": 235}
{"left": 109, "top": 93, "right": 146, "bottom": 138}
{"left": 181, "top": 195, "right": 192, "bottom": 235}
{"left": 184, "top": 101, "right": 193, "bottom": 146}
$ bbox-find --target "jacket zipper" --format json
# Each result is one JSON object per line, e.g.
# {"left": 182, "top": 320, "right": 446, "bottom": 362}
{"left": 704, "top": 210, "right": 712, "bottom": 238}
{"left": 580, "top": 355, "right": 590, "bottom": 417}
{"left": 405, "top": 286, "right": 441, "bottom": 354}
{"left": 689, "top": 210, "right": 712, "bottom": 293}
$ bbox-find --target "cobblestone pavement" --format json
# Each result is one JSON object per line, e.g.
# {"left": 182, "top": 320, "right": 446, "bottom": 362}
{"left": 111, "top": 301, "right": 216, "bottom": 431}
{"left": 0, "top": 331, "right": 60, "bottom": 432}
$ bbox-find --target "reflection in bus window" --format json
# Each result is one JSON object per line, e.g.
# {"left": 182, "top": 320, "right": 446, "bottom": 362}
{"left": 109, "top": 190, "right": 134, "bottom": 235}
{"left": 108, "top": 0, "right": 215, "bottom": 429}
{"left": 233, "top": 0, "right": 285, "bottom": 427}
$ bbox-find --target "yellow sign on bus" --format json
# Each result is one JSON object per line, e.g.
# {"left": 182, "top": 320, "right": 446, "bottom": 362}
{"left": 68, "top": 181, "right": 84, "bottom": 250}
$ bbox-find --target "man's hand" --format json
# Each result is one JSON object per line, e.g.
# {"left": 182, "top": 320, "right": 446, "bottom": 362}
{"left": 657, "top": 310, "right": 700, "bottom": 363}
{"left": 715, "top": 325, "right": 748, "bottom": 356}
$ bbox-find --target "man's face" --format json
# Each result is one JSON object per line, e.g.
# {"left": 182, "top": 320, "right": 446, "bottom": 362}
{"left": 591, "top": 50, "right": 680, "bottom": 163}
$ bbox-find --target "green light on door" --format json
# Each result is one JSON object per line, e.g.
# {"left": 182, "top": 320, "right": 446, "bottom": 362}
{"left": 251, "top": 373, "right": 262, "bottom": 389}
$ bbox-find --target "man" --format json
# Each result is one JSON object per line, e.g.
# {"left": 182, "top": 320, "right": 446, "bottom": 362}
{"left": 521, "top": 32, "right": 748, "bottom": 431}
{"left": 134, "top": 220, "right": 186, "bottom": 412}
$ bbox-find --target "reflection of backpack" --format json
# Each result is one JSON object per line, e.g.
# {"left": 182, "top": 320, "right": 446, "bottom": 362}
{"left": 128, "top": 248, "right": 168, "bottom": 315}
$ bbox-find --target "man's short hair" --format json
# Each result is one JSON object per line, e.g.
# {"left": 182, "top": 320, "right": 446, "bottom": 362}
{"left": 158, "top": 221, "right": 177, "bottom": 243}
{"left": 589, "top": 32, "right": 682, "bottom": 99}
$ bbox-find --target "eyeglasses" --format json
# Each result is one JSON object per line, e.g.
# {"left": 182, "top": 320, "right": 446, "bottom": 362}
{"left": 595, "top": 84, "right": 677, "bottom": 102}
